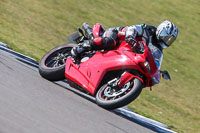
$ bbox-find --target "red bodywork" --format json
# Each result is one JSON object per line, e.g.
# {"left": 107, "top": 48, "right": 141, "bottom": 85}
{"left": 65, "top": 24, "right": 160, "bottom": 96}
{"left": 65, "top": 40, "right": 160, "bottom": 96}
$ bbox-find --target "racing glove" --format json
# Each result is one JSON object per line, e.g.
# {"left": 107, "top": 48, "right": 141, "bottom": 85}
{"left": 125, "top": 26, "right": 138, "bottom": 46}
{"left": 125, "top": 36, "right": 137, "bottom": 46}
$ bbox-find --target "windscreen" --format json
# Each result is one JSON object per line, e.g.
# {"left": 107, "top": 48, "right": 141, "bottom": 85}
{"left": 148, "top": 43, "right": 163, "bottom": 69}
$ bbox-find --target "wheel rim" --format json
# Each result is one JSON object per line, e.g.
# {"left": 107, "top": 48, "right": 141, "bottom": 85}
{"left": 44, "top": 47, "right": 72, "bottom": 68}
{"left": 100, "top": 81, "right": 134, "bottom": 101}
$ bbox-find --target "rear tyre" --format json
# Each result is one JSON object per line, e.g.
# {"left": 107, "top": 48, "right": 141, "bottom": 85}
{"left": 96, "top": 78, "right": 143, "bottom": 110}
{"left": 39, "top": 44, "right": 76, "bottom": 81}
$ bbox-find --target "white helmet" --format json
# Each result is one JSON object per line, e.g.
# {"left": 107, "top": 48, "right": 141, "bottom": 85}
{"left": 156, "top": 20, "right": 178, "bottom": 49}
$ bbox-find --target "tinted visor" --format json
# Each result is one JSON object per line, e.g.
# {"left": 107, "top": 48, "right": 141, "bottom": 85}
{"left": 159, "top": 29, "right": 176, "bottom": 46}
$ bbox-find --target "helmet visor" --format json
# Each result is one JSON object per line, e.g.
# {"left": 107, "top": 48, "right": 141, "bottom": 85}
{"left": 159, "top": 28, "right": 176, "bottom": 46}
{"left": 162, "top": 35, "right": 176, "bottom": 46}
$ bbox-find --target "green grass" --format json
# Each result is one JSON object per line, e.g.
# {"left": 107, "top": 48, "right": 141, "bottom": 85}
{"left": 0, "top": 0, "right": 200, "bottom": 132}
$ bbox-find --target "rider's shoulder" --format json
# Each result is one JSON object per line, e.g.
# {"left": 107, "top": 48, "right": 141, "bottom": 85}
{"left": 142, "top": 24, "right": 156, "bottom": 35}
{"left": 143, "top": 24, "right": 157, "bottom": 31}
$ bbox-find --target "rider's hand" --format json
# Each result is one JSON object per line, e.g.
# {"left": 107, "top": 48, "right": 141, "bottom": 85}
{"left": 125, "top": 36, "right": 136, "bottom": 46}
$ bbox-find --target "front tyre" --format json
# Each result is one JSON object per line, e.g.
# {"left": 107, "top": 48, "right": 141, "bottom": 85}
{"left": 39, "top": 44, "right": 76, "bottom": 81}
{"left": 96, "top": 78, "right": 143, "bottom": 110}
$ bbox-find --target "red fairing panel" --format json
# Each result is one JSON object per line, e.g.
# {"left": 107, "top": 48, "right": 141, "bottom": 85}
{"left": 65, "top": 59, "right": 91, "bottom": 89}
{"left": 65, "top": 49, "right": 144, "bottom": 96}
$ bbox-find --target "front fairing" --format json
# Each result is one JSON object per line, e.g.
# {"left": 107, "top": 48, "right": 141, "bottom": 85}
{"left": 118, "top": 41, "right": 161, "bottom": 87}
{"left": 141, "top": 44, "right": 161, "bottom": 87}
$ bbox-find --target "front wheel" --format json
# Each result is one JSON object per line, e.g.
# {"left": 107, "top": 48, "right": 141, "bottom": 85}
{"left": 39, "top": 44, "right": 76, "bottom": 81}
{"left": 96, "top": 78, "right": 143, "bottom": 110}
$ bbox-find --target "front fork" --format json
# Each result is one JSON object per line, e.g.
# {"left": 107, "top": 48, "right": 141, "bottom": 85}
{"left": 108, "top": 72, "right": 144, "bottom": 89}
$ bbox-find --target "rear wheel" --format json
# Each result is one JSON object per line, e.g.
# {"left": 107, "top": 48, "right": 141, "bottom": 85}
{"left": 39, "top": 44, "right": 76, "bottom": 81}
{"left": 96, "top": 78, "right": 143, "bottom": 109}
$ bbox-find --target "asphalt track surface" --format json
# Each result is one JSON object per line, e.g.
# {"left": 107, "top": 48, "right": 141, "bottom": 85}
{"left": 0, "top": 48, "right": 156, "bottom": 133}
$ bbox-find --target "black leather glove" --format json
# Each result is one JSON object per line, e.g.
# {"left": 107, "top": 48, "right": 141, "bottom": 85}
{"left": 125, "top": 36, "right": 137, "bottom": 46}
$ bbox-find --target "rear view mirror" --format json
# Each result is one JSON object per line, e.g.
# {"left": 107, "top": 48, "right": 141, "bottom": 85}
{"left": 160, "top": 70, "right": 171, "bottom": 80}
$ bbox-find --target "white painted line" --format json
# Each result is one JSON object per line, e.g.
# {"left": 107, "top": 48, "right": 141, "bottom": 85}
{"left": 0, "top": 42, "right": 8, "bottom": 48}
{"left": 115, "top": 107, "right": 176, "bottom": 133}
{"left": 0, "top": 42, "right": 38, "bottom": 65}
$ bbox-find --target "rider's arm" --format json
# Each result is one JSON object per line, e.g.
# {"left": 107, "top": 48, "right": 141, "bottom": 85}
{"left": 123, "top": 24, "right": 145, "bottom": 52}
{"left": 125, "top": 25, "right": 144, "bottom": 44}
{"left": 125, "top": 25, "right": 143, "bottom": 37}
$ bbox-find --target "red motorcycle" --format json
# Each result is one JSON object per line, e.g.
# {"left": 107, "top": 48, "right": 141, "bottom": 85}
{"left": 39, "top": 23, "right": 171, "bottom": 109}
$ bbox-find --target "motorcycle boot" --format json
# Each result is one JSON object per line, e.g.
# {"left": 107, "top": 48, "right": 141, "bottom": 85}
{"left": 82, "top": 22, "right": 94, "bottom": 40}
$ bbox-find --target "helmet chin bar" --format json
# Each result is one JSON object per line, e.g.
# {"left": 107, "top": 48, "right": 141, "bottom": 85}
{"left": 160, "top": 42, "right": 168, "bottom": 49}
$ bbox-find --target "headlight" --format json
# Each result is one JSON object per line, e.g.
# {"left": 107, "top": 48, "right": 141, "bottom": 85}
{"left": 143, "top": 59, "right": 151, "bottom": 73}
{"left": 144, "top": 61, "right": 149, "bottom": 67}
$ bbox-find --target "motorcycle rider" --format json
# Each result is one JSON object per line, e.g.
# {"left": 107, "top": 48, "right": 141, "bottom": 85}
{"left": 71, "top": 20, "right": 178, "bottom": 69}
